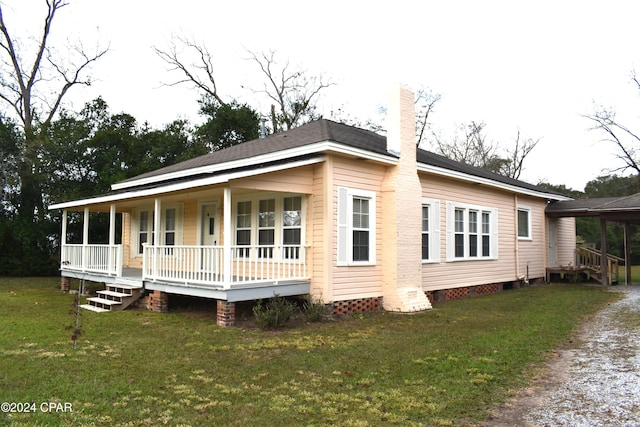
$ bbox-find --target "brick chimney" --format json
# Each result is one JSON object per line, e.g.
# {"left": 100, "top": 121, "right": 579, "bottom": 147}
{"left": 381, "top": 86, "right": 432, "bottom": 312}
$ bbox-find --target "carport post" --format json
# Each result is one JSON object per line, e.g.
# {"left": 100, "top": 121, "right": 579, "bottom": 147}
{"left": 625, "top": 221, "right": 631, "bottom": 286}
{"left": 600, "top": 218, "right": 608, "bottom": 286}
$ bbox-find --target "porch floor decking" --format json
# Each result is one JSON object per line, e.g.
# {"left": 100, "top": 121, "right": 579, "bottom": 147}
{"left": 61, "top": 267, "right": 311, "bottom": 302}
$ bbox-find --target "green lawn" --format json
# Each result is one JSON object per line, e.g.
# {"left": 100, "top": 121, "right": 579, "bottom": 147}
{"left": 0, "top": 278, "right": 620, "bottom": 426}
{"left": 620, "top": 264, "right": 640, "bottom": 283}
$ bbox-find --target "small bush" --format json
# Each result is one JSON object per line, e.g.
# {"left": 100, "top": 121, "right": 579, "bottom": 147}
{"left": 302, "top": 296, "right": 331, "bottom": 322}
{"left": 252, "top": 295, "right": 297, "bottom": 328}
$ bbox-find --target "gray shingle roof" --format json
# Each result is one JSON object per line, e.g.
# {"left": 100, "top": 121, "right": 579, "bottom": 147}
{"left": 119, "top": 119, "right": 389, "bottom": 184}
{"left": 547, "top": 193, "right": 640, "bottom": 216}
{"left": 117, "top": 119, "right": 566, "bottom": 198}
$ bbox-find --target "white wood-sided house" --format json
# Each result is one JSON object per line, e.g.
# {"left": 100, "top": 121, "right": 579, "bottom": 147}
{"left": 49, "top": 87, "right": 576, "bottom": 326}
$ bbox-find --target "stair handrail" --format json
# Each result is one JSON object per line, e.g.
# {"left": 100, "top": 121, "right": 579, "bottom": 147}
{"left": 576, "top": 246, "right": 621, "bottom": 285}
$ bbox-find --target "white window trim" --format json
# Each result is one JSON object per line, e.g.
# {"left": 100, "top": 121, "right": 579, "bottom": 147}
{"left": 231, "top": 194, "right": 306, "bottom": 256}
{"left": 337, "top": 187, "right": 377, "bottom": 266}
{"left": 131, "top": 203, "right": 183, "bottom": 257}
{"left": 517, "top": 205, "right": 533, "bottom": 241}
{"left": 422, "top": 198, "right": 441, "bottom": 263}
{"left": 446, "top": 201, "right": 498, "bottom": 262}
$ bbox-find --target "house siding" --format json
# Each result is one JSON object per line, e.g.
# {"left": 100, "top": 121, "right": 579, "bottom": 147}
{"left": 420, "top": 173, "right": 518, "bottom": 291}
{"left": 230, "top": 166, "right": 314, "bottom": 194}
{"left": 556, "top": 217, "right": 577, "bottom": 266}
{"left": 516, "top": 196, "right": 547, "bottom": 280}
{"left": 310, "top": 161, "right": 330, "bottom": 301}
{"left": 183, "top": 199, "right": 198, "bottom": 245}
{"left": 122, "top": 211, "right": 132, "bottom": 268}
{"left": 330, "top": 155, "right": 386, "bottom": 300}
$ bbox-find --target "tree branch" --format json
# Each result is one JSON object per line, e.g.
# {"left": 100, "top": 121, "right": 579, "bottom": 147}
{"left": 154, "top": 35, "right": 227, "bottom": 106}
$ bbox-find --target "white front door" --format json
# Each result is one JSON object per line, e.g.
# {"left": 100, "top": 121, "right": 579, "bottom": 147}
{"left": 201, "top": 203, "right": 219, "bottom": 246}
{"left": 201, "top": 203, "right": 220, "bottom": 272}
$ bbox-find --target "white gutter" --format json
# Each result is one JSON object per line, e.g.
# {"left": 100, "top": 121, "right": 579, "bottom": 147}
{"left": 49, "top": 156, "right": 325, "bottom": 210}
{"left": 111, "top": 140, "right": 398, "bottom": 191}
{"left": 417, "top": 163, "right": 572, "bottom": 201}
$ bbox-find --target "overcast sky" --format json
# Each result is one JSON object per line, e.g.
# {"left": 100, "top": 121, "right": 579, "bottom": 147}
{"left": 5, "top": 0, "right": 640, "bottom": 191}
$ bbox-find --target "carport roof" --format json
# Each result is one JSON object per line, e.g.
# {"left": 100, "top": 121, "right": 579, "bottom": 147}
{"left": 546, "top": 193, "right": 640, "bottom": 219}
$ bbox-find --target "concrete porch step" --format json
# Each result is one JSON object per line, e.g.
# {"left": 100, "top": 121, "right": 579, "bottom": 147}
{"left": 79, "top": 303, "right": 110, "bottom": 313}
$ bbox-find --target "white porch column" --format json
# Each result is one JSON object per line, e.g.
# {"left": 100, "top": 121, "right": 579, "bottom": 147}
{"left": 109, "top": 203, "right": 116, "bottom": 246}
{"left": 223, "top": 186, "right": 232, "bottom": 288}
{"left": 153, "top": 198, "right": 162, "bottom": 279}
{"left": 108, "top": 203, "right": 117, "bottom": 275}
{"left": 82, "top": 207, "right": 89, "bottom": 271}
{"left": 61, "top": 209, "right": 68, "bottom": 265}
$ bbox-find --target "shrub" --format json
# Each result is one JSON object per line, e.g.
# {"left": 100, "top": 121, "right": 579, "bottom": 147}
{"left": 252, "top": 295, "right": 297, "bottom": 328}
{"left": 302, "top": 295, "right": 331, "bottom": 322}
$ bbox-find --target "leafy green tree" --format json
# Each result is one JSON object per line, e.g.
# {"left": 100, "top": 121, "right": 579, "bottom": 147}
{"left": 0, "top": 114, "right": 21, "bottom": 214}
{"left": 135, "top": 119, "right": 207, "bottom": 174}
{"left": 0, "top": 1, "right": 106, "bottom": 275}
{"left": 584, "top": 174, "right": 640, "bottom": 198}
{"left": 195, "top": 96, "right": 259, "bottom": 151}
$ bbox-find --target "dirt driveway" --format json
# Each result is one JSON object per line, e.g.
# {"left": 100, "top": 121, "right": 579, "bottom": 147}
{"left": 482, "top": 285, "right": 640, "bottom": 427}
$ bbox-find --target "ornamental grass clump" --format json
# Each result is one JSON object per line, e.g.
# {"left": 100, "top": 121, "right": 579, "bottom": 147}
{"left": 252, "top": 295, "right": 297, "bottom": 328}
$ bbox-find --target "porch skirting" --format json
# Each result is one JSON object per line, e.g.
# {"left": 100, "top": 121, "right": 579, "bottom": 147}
{"left": 332, "top": 297, "right": 383, "bottom": 315}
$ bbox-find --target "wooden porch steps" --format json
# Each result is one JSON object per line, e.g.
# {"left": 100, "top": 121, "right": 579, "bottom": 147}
{"left": 82, "top": 283, "right": 142, "bottom": 313}
{"left": 79, "top": 304, "right": 110, "bottom": 313}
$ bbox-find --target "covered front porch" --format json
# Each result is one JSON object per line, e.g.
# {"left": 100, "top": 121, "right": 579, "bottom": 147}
{"left": 60, "top": 243, "right": 311, "bottom": 301}
{"left": 55, "top": 180, "right": 313, "bottom": 302}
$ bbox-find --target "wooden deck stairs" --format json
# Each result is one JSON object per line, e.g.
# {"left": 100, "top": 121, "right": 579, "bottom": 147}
{"left": 547, "top": 247, "right": 622, "bottom": 285}
{"left": 576, "top": 246, "right": 622, "bottom": 285}
{"left": 80, "top": 283, "right": 142, "bottom": 313}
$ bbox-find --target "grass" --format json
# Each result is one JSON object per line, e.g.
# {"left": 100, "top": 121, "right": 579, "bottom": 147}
{"left": 620, "top": 264, "right": 640, "bottom": 283}
{"left": 0, "top": 278, "right": 621, "bottom": 426}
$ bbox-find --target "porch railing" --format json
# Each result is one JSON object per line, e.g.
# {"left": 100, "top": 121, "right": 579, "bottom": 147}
{"left": 142, "top": 244, "right": 308, "bottom": 287}
{"left": 60, "top": 244, "right": 123, "bottom": 276}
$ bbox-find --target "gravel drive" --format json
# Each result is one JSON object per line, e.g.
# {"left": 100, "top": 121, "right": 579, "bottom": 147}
{"left": 483, "top": 285, "right": 640, "bottom": 427}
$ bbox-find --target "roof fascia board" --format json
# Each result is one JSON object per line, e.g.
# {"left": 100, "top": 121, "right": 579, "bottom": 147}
{"left": 112, "top": 140, "right": 398, "bottom": 191}
{"left": 49, "top": 156, "right": 325, "bottom": 210}
{"left": 418, "top": 163, "right": 572, "bottom": 201}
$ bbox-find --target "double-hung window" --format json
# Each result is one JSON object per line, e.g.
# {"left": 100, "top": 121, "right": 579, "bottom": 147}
{"left": 446, "top": 202, "right": 498, "bottom": 261}
{"left": 258, "top": 199, "right": 276, "bottom": 258}
{"left": 233, "top": 195, "right": 305, "bottom": 260}
{"left": 138, "top": 211, "right": 153, "bottom": 254}
{"left": 236, "top": 201, "right": 252, "bottom": 257}
{"left": 517, "top": 206, "right": 532, "bottom": 240}
{"left": 283, "top": 196, "right": 302, "bottom": 259}
{"left": 337, "top": 187, "right": 376, "bottom": 266}
{"left": 165, "top": 208, "right": 176, "bottom": 246}
{"left": 133, "top": 204, "right": 182, "bottom": 256}
{"left": 422, "top": 199, "right": 441, "bottom": 262}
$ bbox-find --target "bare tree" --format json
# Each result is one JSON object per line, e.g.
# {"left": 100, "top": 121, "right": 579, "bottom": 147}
{"left": 154, "top": 35, "right": 228, "bottom": 107}
{"left": 436, "top": 121, "right": 501, "bottom": 168}
{"left": 415, "top": 88, "right": 441, "bottom": 147}
{"left": 584, "top": 74, "right": 640, "bottom": 175}
{"left": 500, "top": 130, "right": 539, "bottom": 179}
{"left": 246, "top": 49, "right": 334, "bottom": 133}
{"left": 0, "top": 0, "right": 108, "bottom": 220}
{"left": 435, "top": 121, "right": 539, "bottom": 179}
